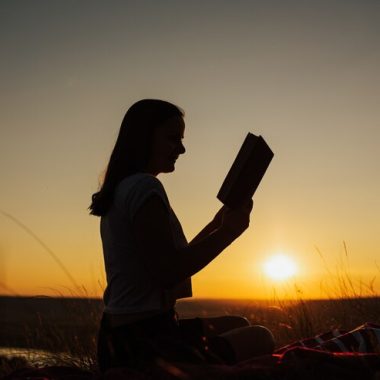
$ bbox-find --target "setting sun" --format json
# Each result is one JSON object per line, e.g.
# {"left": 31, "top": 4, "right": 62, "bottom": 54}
{"left": 263, "top": 254, "right": 298, "bottom": 281}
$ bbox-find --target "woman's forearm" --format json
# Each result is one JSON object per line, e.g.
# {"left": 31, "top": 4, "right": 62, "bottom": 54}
{"left": 164, "top": 205, "right": 252, "bottom": 288}
{"left": 166, "top": 227, "right": 234, "bottom": 286}
{"left": 190, "top": 205, "right": 227, "bottom": 245}
{"left": 190, "top": 220, "right": 218, "bottom": 245}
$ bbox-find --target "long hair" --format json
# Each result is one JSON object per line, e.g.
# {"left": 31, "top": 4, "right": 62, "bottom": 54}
{"left": 89, "top": 99, "right": 184, "bottom": 216}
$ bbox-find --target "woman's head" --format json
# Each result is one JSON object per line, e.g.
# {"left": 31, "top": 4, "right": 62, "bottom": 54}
{"left": 89, "top": 99, "right": 184, "bottom": 216}
{"left": 119, "top": 99, "right": 185, "bottom": 173}
{"left": 146, "top": 113, "right": 186, "bottom": 176}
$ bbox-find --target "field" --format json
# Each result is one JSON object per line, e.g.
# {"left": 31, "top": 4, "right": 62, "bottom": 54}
{"left": 2, "top": 295, "right": 380, "bottom": 376}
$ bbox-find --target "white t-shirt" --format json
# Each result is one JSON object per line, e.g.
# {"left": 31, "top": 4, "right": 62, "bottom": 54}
{"left": 100, "top": 173, "right": 192, "bottom": 315}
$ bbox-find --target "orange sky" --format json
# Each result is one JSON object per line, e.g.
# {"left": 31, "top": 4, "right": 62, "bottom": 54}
{"left": 1, "top": 1, "right": 379, "bottom": 299}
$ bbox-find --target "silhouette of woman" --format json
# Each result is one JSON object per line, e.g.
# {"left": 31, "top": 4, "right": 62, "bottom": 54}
{"left": 90, "top": 99, "right": 274, "bottom": 371}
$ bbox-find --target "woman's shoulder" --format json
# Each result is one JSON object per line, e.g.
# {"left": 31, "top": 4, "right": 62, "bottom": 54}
{"left": 113, "top": 173, "right": 169, "bottom": 219}
{"left": 118, "top": 173, "right": 164, "bottom": 193}
{"left": 115, "top": 173, "right": 167, "bottom": 206}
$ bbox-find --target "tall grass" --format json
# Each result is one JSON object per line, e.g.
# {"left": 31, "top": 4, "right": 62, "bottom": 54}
{"left": 0, "top": 211, "right": 101, "bottom": 375}
{"left": 2, "top": 280, "right": 380, "bottom": 377}
{"left": 0, "top": 296, "right": 101, "bottom": 378}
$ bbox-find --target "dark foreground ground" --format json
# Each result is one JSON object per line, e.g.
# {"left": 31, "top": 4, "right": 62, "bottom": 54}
{"left": 2, "top": 296, "right": 380, "bottom": 379}
{"left": 2, "top": 295, "right": 380, "bottom": 353}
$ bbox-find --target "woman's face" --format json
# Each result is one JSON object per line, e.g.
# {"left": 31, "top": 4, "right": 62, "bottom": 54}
{"left": 146, "top": 115, "right": 186, "bottom": 176}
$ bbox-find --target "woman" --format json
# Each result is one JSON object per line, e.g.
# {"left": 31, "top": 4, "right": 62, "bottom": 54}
{"left": 90, "top": 99, "right": 274, "bottom": 371}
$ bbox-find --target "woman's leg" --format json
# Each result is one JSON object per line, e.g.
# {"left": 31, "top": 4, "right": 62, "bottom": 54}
{"left": 198, "top": 315, "right": 251, "bottom": 337}
{"left": 216, "top": 325, "right": 275, "bottom": 363}
{"left": 179, "top": 316, "right": 256, "bottom": 364}
{"left": 179, "top": 316, "right": 274, "bottom": 364}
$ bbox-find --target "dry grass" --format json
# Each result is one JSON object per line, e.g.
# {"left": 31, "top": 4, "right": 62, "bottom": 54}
{"left": 3, "top": 293, "right": 380, "bottom": 376}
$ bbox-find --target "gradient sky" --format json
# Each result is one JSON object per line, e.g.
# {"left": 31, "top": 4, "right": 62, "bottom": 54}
{"left": 1, "top": 0, "right": 379, "bottom": 299}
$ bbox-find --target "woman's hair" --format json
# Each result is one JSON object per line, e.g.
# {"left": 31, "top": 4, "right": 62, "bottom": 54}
{"left": 89, "top": 99, "right": 184, "bottom": 216}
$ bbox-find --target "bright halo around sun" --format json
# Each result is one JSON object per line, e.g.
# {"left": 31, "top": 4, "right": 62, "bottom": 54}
{"left": 263, "top": 254, "right": 298, "bottom": 281}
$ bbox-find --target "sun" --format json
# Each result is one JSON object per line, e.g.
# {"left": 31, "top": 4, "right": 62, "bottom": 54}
{"left": 263, "top": 254, "right": 298, "bottom": 281}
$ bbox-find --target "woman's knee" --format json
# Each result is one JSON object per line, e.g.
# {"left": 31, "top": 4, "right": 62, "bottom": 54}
{"left": 219, "top": 325, "right": 275, "bottom": 362}
{"left": 200, "top": 315, "right": 250, "bottom": 337}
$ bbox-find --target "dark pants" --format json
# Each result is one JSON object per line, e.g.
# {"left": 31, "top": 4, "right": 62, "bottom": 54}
{"left": 97, "top": 309, "right": 235, "bottom": 372}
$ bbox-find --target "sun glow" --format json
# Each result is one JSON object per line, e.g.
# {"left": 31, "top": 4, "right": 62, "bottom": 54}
{"left": 263, "top": 254, "right": 298, "bottom": 281}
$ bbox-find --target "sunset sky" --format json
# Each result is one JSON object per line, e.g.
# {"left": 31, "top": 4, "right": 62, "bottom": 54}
{"left": 1, "top": 1, "right": 379, "bottom": 300}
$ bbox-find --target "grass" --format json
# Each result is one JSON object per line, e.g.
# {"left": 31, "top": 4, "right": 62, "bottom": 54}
{"left": 0, "top": 296, "right": 100, "bottom": 372}
{"left": 2, "top": 294, "right": 380, "bottom": 377}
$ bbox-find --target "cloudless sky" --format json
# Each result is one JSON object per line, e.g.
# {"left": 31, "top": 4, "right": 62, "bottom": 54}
{"left": 1, "top": 0, "right": 379, "bottom": 299}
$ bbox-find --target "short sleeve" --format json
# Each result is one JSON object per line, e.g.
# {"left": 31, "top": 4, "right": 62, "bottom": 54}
{"left": 116, "top": 174, "right": 170, "bottom": 224}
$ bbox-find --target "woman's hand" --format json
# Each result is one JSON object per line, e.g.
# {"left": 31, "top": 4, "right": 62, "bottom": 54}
{"left": 219, "top": 199, "right": 253, "bottom": 241}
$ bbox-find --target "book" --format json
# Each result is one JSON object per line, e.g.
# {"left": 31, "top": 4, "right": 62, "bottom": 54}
{"left": 217, "top": 133, "right": 274, "bottom": 207}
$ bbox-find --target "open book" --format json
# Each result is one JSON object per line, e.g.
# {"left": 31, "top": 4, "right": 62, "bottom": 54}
{"left": 217, "top": 133, "right": 274, "bottom": 207}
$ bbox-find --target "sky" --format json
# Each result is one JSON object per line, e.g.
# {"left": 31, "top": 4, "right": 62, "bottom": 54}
{"left": 1, "top": 0, "right": 379, "bottom": 300}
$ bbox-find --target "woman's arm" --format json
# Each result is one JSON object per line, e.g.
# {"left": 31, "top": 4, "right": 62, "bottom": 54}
{"left": 189, "top": 205, "right": 227, "bottom": 245}
{"left": 133, "top": 196, "right": 252, "bottom": 289}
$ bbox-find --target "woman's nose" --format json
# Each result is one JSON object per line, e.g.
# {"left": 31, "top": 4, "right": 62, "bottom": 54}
{"left": 179, "top": 141, "right": 186, "bottom": 154}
